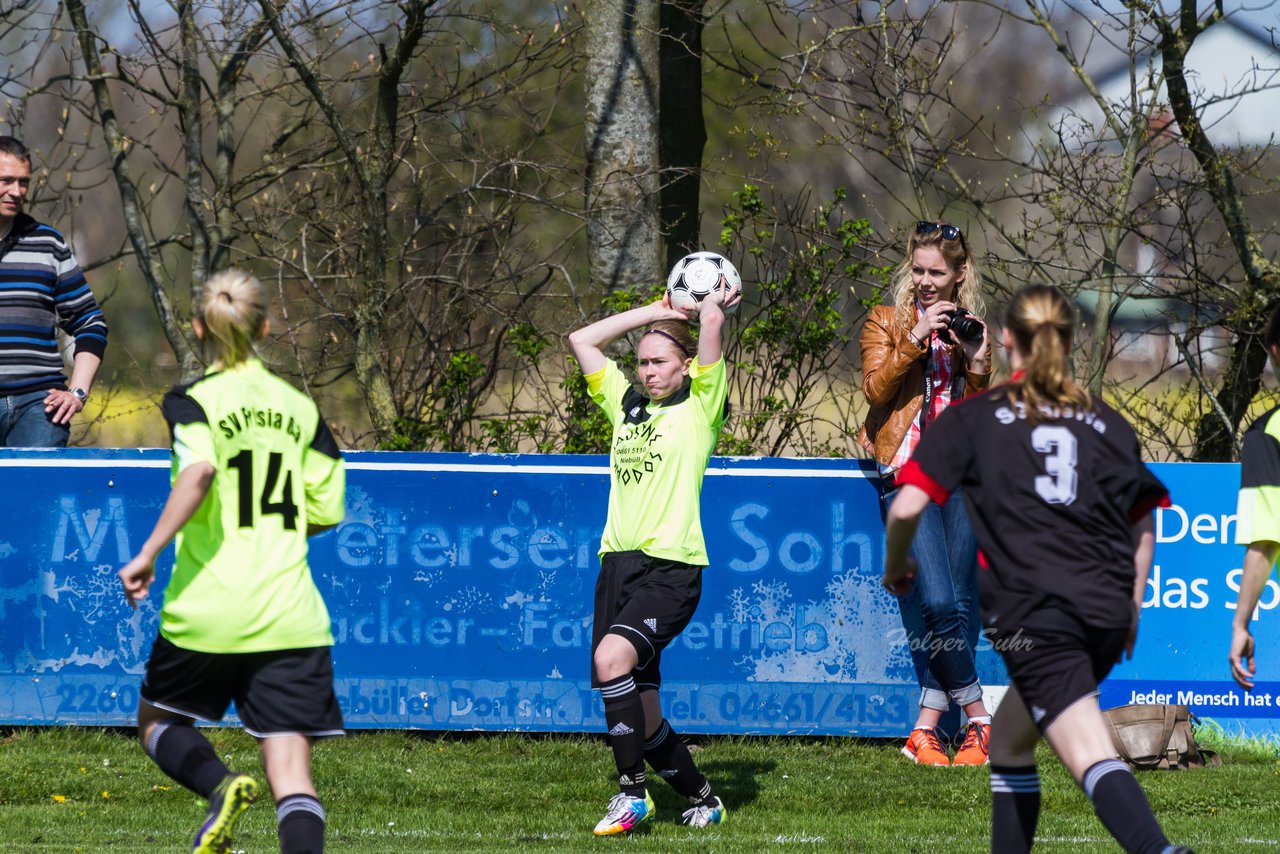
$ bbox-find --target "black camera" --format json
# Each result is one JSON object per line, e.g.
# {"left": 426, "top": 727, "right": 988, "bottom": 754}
{"left": 944, "top": 308, "right": 984, "bottom": 343}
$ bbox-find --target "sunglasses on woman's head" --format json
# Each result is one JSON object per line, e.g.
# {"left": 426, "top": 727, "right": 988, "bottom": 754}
{"left": 916, "top": 221, "right": 962, "bottom": 241}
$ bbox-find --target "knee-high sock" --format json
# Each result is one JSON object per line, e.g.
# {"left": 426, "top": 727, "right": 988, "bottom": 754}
{"left": 599, "top": 674, "right": 646, "bottom": 797}
{"left": 277, "top": 794, "right": 325, "bottom": 854}
{"left": 644, "top": 719, "right": 712, "bottom": 804}
{"left": 145, "top": 720, "right": 229, "bottom": 799}
{"left": 1083, "top": 759, "right": 1170, "bottom": 854}
{"left": 989, "top": 764, "right": 1039, "bottom": 853}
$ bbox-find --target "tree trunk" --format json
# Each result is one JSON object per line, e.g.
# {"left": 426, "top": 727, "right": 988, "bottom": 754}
{"left": 584, "top": 0, "right": 663, "bottom": 295}
{"left": 659, "top": 0, "right": 706, "bottom": 269}
{"left": 1152, "top": 2, "right": 1280, "bottom": 460}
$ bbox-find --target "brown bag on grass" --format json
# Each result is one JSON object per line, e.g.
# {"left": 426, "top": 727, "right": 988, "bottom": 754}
{"left": 1102, "top": 703, "right": 1221, "bottom": 770}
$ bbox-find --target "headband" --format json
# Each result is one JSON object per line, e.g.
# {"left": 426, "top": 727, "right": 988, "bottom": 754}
{"left": 644, "top": 328, "right": 691, "bottom": 357}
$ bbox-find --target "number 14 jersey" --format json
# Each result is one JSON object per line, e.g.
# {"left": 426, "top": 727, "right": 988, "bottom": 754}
{"left": 898, "top": 383, "right": 1168, "bottom": 630}
{"left": 159, "top": 358, "right": 346, "bottom": 653}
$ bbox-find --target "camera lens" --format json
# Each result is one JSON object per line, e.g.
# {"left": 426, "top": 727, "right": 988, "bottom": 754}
{"left": 948, "top": 311, "right": 984, "bottom": 342}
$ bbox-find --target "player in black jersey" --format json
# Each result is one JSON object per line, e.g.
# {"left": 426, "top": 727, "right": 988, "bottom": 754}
{"left": 882, "top": 285, "right": 1191, "bottom": 854}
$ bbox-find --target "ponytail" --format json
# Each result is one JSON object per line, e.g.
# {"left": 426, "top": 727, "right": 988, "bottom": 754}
{"left": 1004, "top": 284, "right": 1090, "bottom": 419}
{"left": 196, "top": 268, "right": 269, "bottom": 368}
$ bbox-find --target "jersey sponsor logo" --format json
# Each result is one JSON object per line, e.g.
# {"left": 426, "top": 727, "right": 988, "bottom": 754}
{"left": 609, "top": 721, "right": 635, "bottom": 737}
{"left": 613, "top": 420, "right": 665, "bottom": 486}
{"left": 644, "top": 618, "right": 658, "bottom": 632}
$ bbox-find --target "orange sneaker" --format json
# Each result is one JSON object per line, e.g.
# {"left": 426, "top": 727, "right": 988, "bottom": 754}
{"left": 902, "top": 727, "right": 951, "bottom": 766}
{"left": 952, "top": 721, "right": 991, "bottom": 766}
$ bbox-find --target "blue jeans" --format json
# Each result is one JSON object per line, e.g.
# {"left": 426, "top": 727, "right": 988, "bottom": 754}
{"left": 881, "top": 485, "right": 983, "bottom": 712}
{"left": 0, "top": 389, "right": 70, "bottom": 447}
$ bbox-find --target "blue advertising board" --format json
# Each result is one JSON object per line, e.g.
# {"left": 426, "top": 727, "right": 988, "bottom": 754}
{"left": 1101, "top": 463, "right": 1280, "bottom": 727}
{"left": 0, "top": 450, "right": 1275, "bottom": 736}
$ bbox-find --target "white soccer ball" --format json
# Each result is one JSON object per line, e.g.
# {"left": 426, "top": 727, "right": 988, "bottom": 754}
{"left": 665, "top": 251, "right": 742, "bottom": 317}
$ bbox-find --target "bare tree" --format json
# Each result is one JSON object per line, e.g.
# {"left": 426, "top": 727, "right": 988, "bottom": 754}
{"left": 711, "top": 0, "right": 1280, "bottom": 460}
{"left": 253, "top": 1, "right": 583, "bottom": 448}
{"left": 64, "top": 0, "right": 267, "bottom": 381}
{"left": 1148, "top": 0, "right": 1280, "bottom": 460}
{"left": 36, "top": 2, "right": 584, "bottom": 448}
{"left": 257, "top": 0, "right": 425, "bottom": 442}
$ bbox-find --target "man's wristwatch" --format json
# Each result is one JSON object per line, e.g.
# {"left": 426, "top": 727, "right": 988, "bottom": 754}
{"left": 69, "top": 387, "right": 88, "bottom": 403}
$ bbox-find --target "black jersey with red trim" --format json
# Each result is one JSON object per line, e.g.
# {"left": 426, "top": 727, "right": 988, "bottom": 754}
{"left": 897, "top": 385, "right": 1169, "bottom": 630}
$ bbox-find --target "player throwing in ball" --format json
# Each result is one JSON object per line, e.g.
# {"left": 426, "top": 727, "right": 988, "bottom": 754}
{"left": 568, "top": 285, "right": 738, "bottom": 835}
{"left": 119, "top": 269, "right": 346, "bottom": 854}
{"left": 883, "top": 285, "right": 1191, "bottom": 854}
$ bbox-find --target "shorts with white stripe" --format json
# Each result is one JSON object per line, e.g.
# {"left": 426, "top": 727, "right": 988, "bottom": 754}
{"left": 590, "top": 550, "right": 702, "bottom": 689}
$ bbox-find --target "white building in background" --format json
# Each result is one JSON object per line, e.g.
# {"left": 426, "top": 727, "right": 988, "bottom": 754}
{"left": 1040, "top": 14, "right": 1279, "bottom": 379}
{"left": 1049, "top": 15, "right": 1280, "bottom": 150}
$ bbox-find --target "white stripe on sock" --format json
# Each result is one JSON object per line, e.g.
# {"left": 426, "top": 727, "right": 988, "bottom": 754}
{"left": 1082, "top": 759, "right": 1130, "bottom": 800}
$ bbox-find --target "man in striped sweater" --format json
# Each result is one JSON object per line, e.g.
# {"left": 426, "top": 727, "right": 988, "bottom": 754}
{"left": 0, "top": 136, "right": 108, "bottom": 446}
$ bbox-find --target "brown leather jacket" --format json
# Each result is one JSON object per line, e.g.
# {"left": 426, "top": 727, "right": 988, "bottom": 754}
{"left": 856, "top": 304, "right": 992, "bottom": 466}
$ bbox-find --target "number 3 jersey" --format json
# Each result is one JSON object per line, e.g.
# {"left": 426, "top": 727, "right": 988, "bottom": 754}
{"left": 586, "top": 357, "right": 728, "bottom": 565}
{"left": 897, "top": 382, "right": 1168, "bottom": 630}
{"left": 158, "top": 358, "right": 346, "bottom": 653}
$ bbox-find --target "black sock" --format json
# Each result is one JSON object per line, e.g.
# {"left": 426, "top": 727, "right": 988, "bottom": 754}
{"left": 990, "top": 764, "right": 1039, "bottom": 853}
{"left": 1083, "top": 759, "right": 1170, "bottom": 854}
{"left": 644, "top": 718, "right": 712, "bottom": 804}
{"left": 599, "top": 674, "right": 646, "bottom": 797}
{"left": 145, "top": 720, "right": 230, "bottom": 799}
{"left": 277, "top": 794, "right": 326, "bottom": 854}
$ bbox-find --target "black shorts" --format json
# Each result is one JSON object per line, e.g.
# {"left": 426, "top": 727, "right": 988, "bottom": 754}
{"left": 993, "top": 604, "right": 1129, "bottom": 732}
{"left": 141, "top": 635, "right": 345, "bottom": 738}
{"left": 590, "top": 551, "right": 702, "bottom": 690}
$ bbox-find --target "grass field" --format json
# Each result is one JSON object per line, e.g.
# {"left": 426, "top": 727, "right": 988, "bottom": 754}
{"left": 2, "top": 727, "right": 1278, "bottom": 852}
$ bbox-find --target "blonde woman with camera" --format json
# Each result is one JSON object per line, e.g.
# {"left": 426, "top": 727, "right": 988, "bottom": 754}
{"left": 858, "top": 220, "right": 993, "bottom": 765}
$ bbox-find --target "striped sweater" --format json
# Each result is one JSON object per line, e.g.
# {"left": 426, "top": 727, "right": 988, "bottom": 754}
{"left": 0, "top": 213, "right": 108, "bottom": 395}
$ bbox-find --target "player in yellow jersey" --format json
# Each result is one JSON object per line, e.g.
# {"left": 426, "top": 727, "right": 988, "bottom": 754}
{"left": 119, "top": 269, "right": 346, "bottom": 854}
{"left": 1231, "top": 302, "right": 1280, "bottom": 691}
{"left": 568, "top": 285, "right": 738, "bottom": 836}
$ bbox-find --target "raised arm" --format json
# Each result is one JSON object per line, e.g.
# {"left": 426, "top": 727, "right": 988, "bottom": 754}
{"left": 696, "top": 299, "right": 725, "bottom": 367}
{"left": 694, "top": 274, "right": 745, "bottom": 366}
{"left": 568, "top": 298, "right": 691, "bottom": 375}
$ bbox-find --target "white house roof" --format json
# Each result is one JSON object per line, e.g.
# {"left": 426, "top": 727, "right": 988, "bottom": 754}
{"left": 1047, "top": 16, "right": 1280, "bottom": 149}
